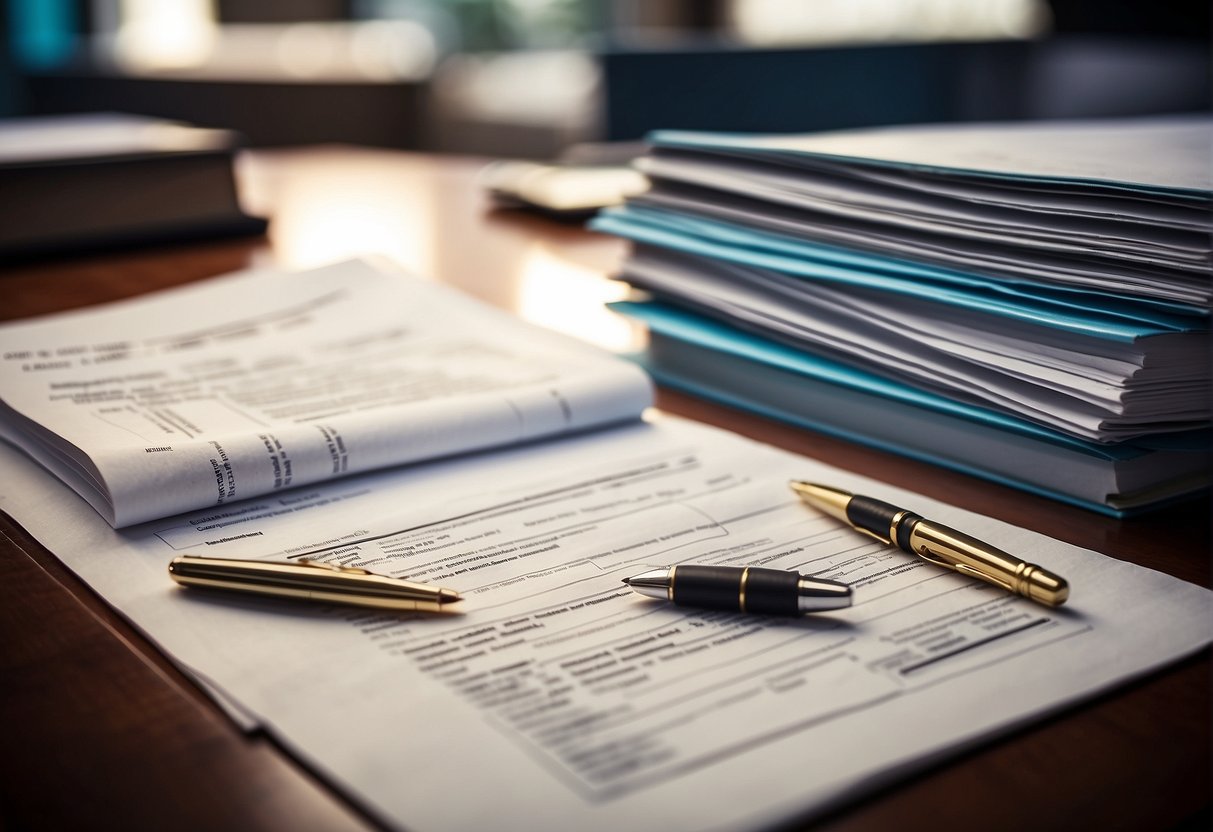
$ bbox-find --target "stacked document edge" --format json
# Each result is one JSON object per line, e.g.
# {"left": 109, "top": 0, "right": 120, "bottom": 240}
{"left": 593, "top": 117, "right": 1212, "bottom": 515}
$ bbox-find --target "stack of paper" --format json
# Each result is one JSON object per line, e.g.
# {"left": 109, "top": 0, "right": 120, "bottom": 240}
{"left": 0, "top": 259, "right": 653, "bottom": 527}
{"left": 592, "top": 118, "right": 1212, "bottom": 514}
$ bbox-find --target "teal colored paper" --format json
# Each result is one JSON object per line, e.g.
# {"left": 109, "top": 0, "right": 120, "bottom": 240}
{"left": 611, "top": 299, "right": 1203, "bottom": 459}
{"left": 643, "top": 364, "right": 1133, "bottom": 517}
{"left": 598, "top": 204, "right": 1205, "bottom": 322}
{"left": 593, "top": 207, "right": 1208, "bottom": 339}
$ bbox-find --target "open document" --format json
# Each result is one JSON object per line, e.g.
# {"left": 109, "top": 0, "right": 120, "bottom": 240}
{"left": 2, "top": 415, "right": 1209, "bottom": 832}
{"left": 0, "top": 259, "right": 652, "bottom": 527}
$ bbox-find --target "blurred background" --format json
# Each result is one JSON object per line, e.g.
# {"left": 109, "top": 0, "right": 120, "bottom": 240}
{"left": 2, "top": 0, "right": 1208, "bottom": 158}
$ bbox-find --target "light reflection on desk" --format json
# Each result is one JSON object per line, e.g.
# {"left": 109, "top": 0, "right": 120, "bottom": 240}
{"left": 513, "top": 243, "right": 645, "bottom": 353}
{"left": 242, "top": 150, "right": 437, "bottom": 276}
{"left": 240, "top": 148, "right": 642, "bottom": 354}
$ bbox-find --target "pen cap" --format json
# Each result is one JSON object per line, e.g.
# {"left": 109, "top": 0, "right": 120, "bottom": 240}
{"left": 1022, "top": 566, "right": 1069, "bottom": 607}
{"left": 908, "top": 522, "right": 1070, "bottom": 608}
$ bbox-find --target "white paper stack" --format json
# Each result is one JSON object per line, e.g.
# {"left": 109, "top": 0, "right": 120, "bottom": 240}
{"left": 631, "top": 118, "right": 1211, "bottom": 304}
{"left": 592, "top": 117, "right": 1212, "bottom": 514}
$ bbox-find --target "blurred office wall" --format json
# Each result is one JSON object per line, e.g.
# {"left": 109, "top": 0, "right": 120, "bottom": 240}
{"left": 600, "top": 0, "right": 1210, "bottom": 139}
{"left": 3, "top": 0, "right": 1209, "bottom": 154}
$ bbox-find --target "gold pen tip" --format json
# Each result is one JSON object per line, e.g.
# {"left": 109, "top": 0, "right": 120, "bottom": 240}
{"left": 789, "top": 480, "right": 845, "bottom": 494}
{"left": 439, "top": 589, "right": 463, "bottom": 604}
{"left": 789, "top": 481, "right": 852, "bottom": 523}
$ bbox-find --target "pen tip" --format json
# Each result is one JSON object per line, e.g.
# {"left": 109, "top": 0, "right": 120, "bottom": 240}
{"left": 621, "top": 577, "right": 632, "bottom": 586}
{"left": 439, "top": 589, "right": 463, "bottom": 604}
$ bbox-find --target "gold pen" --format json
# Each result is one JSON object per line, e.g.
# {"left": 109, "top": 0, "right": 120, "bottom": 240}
{"left": 168, "top": 556, "right": 464, "bottom": 612}
{"left": 791, "top": 481, "right": 1069, "bottom": 607}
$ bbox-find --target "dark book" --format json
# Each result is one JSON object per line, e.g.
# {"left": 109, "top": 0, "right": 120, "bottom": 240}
{"left": 0, "top": 112, "right": 266, "bottom": 259}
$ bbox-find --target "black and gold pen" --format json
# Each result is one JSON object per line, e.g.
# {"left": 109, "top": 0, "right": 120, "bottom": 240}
{"left": 623, "top": 565, "right": 852, "bottom": 615}
{"left": 168, "top": 556, "right": 463, "bottom": 612}
{"left": 791, "top": 481, "right": 1069, "bottom": 606}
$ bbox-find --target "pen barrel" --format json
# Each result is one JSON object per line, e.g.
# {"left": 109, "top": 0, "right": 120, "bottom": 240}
{"left": 846, "top": 494, "right": 922, "bottom": 548}
{"left": 907, "top": 523, "right": 1069, "bottom": 607}
{"left": 168, "top": 556, "right": 460, "bottom": 611}
{"left": 672, "top": 565, "right": 800, "bottom": 616}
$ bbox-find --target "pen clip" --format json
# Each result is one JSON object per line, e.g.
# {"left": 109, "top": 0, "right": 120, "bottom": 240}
{"left": 913, "top": 545, "right": 953, "bottom": 570}
{"left": 950, "top": 561, "right": 1015, "bottom": 593}
{"left": 297, "top": 558, "right": 374, "bottom": 576}
{"left": 913, "top": 545, "right": 1014, "bottom": 592}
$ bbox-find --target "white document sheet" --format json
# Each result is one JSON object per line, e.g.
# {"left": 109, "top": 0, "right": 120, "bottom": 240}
{"left": 639, "top": 155, "right": 1206, "bottom": 266}
{"left": 639, "top": 189, "right": 1210, "bottom": 305}
{"left": 622, "top": 251, "right": 1208, "bottom": 441}
{"left": 655, "top": 117, "right": 1213, "bottom": 196}
{"left": 0, "top": 259, "right": 652, "bottom": 527}
{"left": 2, "top": 414, "right": 1210, "bottom": 832}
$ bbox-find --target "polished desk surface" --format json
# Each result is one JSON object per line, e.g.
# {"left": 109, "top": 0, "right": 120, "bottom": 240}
{"left": 1, "top": 147, "right": 1209, "bottom": 831}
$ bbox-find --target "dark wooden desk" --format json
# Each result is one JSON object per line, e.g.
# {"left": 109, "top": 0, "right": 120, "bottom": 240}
{"left": 1, "top": 147, "right": 1209, "bottom": 831}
